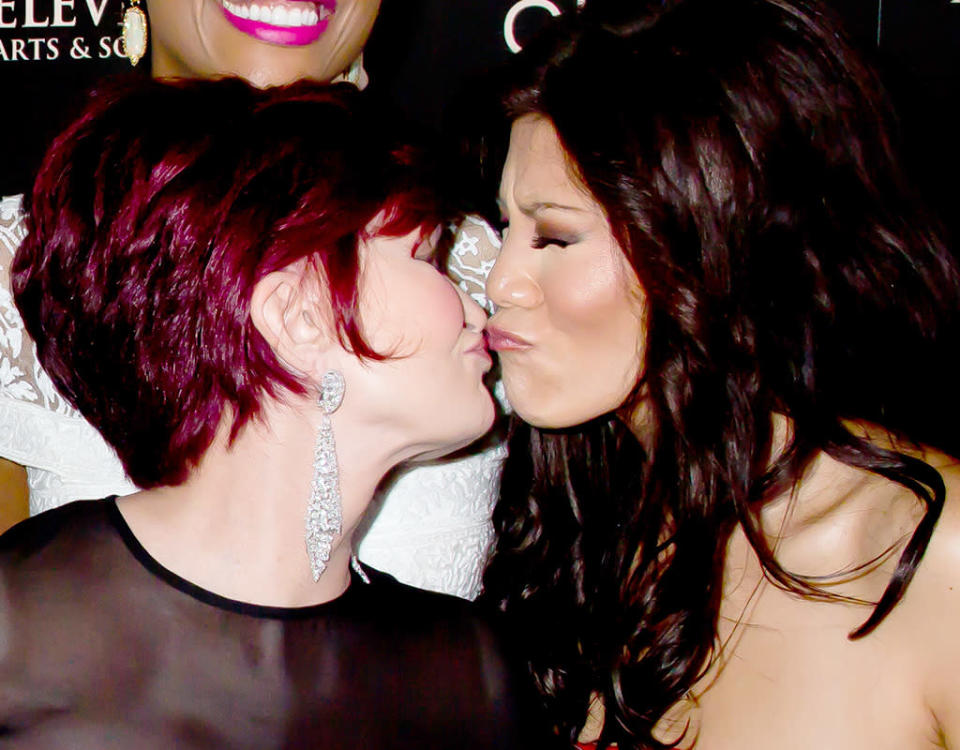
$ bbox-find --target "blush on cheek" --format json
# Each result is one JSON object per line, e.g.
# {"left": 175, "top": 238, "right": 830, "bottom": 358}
{"left": 549, "top": 263, "right": 631, "bottom": 332}
{"left": 381, "top": 277, "right": 465, "bottom": 355}
{"left": 421, "top": 276, "right": 466, "bottom": 332}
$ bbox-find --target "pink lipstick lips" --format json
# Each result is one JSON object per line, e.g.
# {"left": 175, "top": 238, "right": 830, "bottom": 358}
{"left": 485, "top": 327, "right": 532, "bottom": 352}
{"left": 219, "top": 0, "right": 336, "bottom": 47}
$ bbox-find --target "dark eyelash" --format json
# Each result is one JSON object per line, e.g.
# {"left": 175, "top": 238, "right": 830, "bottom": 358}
{"left": 532, "top": 235, "right": 570, "bottom": 249}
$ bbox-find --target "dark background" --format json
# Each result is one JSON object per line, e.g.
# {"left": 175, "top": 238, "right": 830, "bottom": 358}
{"left": 2, "top": 0, "right": 959, "bottom": 230}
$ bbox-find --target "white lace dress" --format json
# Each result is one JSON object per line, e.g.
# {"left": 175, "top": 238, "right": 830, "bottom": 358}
{"left": 0, "top": 195, "right": 503, "bottom": 599}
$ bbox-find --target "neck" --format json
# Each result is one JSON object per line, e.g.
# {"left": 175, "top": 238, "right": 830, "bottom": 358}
{"left": 623, "top": 404, "right": 925, "bottom": 591}
{"left": 118, "top": 395, "right": 399, "bottom": 607}
{"left": 149, "top": 45, "right": 188, "bottom": 80}
{"left": 740, "top": 416, "right": 927, "bottom": 591}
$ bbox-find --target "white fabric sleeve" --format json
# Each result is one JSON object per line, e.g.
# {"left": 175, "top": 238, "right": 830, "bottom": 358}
{"left": 0, "top": 195, "right": 139, "bottom": 512}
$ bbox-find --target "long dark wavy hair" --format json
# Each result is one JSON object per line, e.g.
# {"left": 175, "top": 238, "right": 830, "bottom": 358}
{"left": 480, "top": 1, "right": 960, "bottom": 747}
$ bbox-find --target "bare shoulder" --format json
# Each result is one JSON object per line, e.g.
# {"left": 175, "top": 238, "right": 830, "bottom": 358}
{"left": 919, "top": 455, "right": 960, "bottom": 580}
{"left": 903, "top": 454, "right": 960, "bottom": 744}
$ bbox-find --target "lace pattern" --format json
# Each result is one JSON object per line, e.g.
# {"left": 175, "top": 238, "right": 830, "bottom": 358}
{"left": 0, "top": 196, "right": 504, "bottom": 599}
{"left": 447, "top": 214, "right": 501, "bottom": 313}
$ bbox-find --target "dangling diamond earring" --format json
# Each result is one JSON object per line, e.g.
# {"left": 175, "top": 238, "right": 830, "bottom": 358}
{"left": 342, "top": 54, "right": 367, "bottom": 88}
{"left": 121, "top": 0, "right": 148, "bottom": 67}
{"left": 305, "top": 370, "right": 345, "bottom": 581}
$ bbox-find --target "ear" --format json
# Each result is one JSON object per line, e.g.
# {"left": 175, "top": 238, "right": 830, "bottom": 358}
{"left": 250, "top": 262, "right": 333, "bottom": 376}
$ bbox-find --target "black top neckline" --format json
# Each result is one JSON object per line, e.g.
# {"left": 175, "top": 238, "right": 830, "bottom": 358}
{"left": 105, "top": 496, "right": 365, "bottom": 620}
{"left": 0, "top": 497, "right": 549, "bottom": 748}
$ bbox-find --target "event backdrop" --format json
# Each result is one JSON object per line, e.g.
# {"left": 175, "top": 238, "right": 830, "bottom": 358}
{"left": 1, "top": 0, "right": 958, "bottom": 220}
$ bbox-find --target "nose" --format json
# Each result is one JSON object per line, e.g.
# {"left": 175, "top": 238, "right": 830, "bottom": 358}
{"left": 451, "top": 279, "right": 488, "bottom": 332}
{"left": 485, "top": 234, "right": 542, "bottom": 311}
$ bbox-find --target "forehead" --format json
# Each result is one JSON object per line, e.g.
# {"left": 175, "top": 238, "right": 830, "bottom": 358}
{"left": 500, "top": 116, "right": 592, "bottom": 207}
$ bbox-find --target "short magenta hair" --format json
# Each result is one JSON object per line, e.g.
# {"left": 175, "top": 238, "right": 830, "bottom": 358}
{"left": 14, "top": 77, "right": 457, "bottom": 488}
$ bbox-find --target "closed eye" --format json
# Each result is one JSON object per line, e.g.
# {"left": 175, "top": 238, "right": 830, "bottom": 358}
{"left": 532, "top": 234, "right": 570, "bottom": 249}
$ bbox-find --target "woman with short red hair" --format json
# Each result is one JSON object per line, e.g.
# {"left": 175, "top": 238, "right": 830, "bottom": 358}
{"left": 0, "top": 77, "right": 546, "bottom": 749}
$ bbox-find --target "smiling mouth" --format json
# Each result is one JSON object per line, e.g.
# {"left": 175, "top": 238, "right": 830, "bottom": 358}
{"left": 218, "top": 0, "right": 336, "bottom": 45}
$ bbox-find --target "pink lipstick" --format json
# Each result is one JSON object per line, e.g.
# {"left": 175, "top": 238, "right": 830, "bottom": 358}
{"left": 219, "top": 0, "right": 335, "bottom": 47}
{"left": 485, "top": 326, "right": 532, "bottom": 352}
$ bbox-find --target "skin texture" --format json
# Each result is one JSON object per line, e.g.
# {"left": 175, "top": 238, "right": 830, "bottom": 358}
{"left": 147, "top": 0, "right": 380, "bottom": 85}
{"left": 487, "top": 116, "right": 645, "bottom": 429}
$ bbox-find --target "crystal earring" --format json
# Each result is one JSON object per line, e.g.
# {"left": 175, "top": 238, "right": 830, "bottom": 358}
{"left": 121, "top": 0, "right": 148, "bottom": 67}
{"left": 305, "top": 370, "right": 345, "bottom": 581}
{"left": 342, "top": 54, "right": 368, "bottom": 88}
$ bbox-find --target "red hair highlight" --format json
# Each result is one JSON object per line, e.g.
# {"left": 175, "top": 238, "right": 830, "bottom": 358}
{"left": 14, "top": 77, "right": 459, "bottom": 488}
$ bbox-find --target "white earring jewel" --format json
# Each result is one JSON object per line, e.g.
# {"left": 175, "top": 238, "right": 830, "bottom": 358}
{"left": 306, "top": 370, "right": 346, "bottom": 581}
{"left": 343, "top": 54, "right": 367, "bottom": 88}
{"left": 121, "top": 0, "right": 148, "bottom": 67}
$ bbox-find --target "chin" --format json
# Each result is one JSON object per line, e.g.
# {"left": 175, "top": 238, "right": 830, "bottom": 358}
{"left": 503, "top": 387, "right": 565, "bottom": 429}
{"left": 511, "top": 409, "right": 569, "bottom": 430}
{"left": 237, "top": 58, "right": 340, "bottom": 88}
{"left": 505, "top": 379, "right": 625, "bottom": 430}
{"left": 454, "top": 401, "right": 497, "bottom": 452}
{"left": 510, "top": 394, "right": 610, "bottom": 429}
{"left": 414, "top": 399, "right": 496, "bottom": 462}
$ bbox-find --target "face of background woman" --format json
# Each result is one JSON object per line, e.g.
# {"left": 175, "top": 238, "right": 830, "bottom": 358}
{"left": 336, "top": 228, "right": 495, "bottom": 462}
{"left": 487, "top": 115, "right": 646, "bottom": 429}
{"left": 147, "top": 0, "right": 380, "bottom": 86}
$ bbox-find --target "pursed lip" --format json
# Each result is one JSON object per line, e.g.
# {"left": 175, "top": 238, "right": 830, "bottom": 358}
{"left": 464, "top": 336, "right": 493, "bottom": 370}
{"left": 485, "top": 325, "right": 532, "bottom": 352}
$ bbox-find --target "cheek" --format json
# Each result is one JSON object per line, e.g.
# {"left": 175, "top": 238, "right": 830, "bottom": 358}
{"left": 543, "top": 246, "right": 641, "bottom": 338}
{"left": 364, "top": 269, "right": 463, "bottom": 356}
{"left": 526, "top": 249, "right": 644, "bottom": 424}
{"left": 147, "top": 0, "right": 197, "bottom": 50}
{"left": 327, "top": 0, "right": 380, "bottom": 51}
{"left": 415, "top": 277, "right": 464, "bottom": 352}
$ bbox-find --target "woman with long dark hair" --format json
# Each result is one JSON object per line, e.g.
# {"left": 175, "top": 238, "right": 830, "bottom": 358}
{"left": 482, "top": 1, "right": 960, "bottom": 747}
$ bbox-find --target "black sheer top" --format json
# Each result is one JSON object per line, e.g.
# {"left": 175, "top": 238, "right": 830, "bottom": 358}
{"left": 0, "top": 499, "right": 549, "bottom": 749}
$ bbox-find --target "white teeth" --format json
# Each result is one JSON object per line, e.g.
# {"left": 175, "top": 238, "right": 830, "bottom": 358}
{"left": 223, "top": 0, "right": 326, "bottom": 27}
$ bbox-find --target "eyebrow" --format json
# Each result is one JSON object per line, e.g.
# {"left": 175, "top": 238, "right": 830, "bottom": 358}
{"left": 497, "top": 198, "right": 590, "bottom": 217}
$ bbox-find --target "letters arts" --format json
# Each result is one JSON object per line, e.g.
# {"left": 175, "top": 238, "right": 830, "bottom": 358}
{"left": 0, "top": 0, "right": 121, "bottom": 62}
{"left": 0, "top": 0, "right": 112, "bottom": 28}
